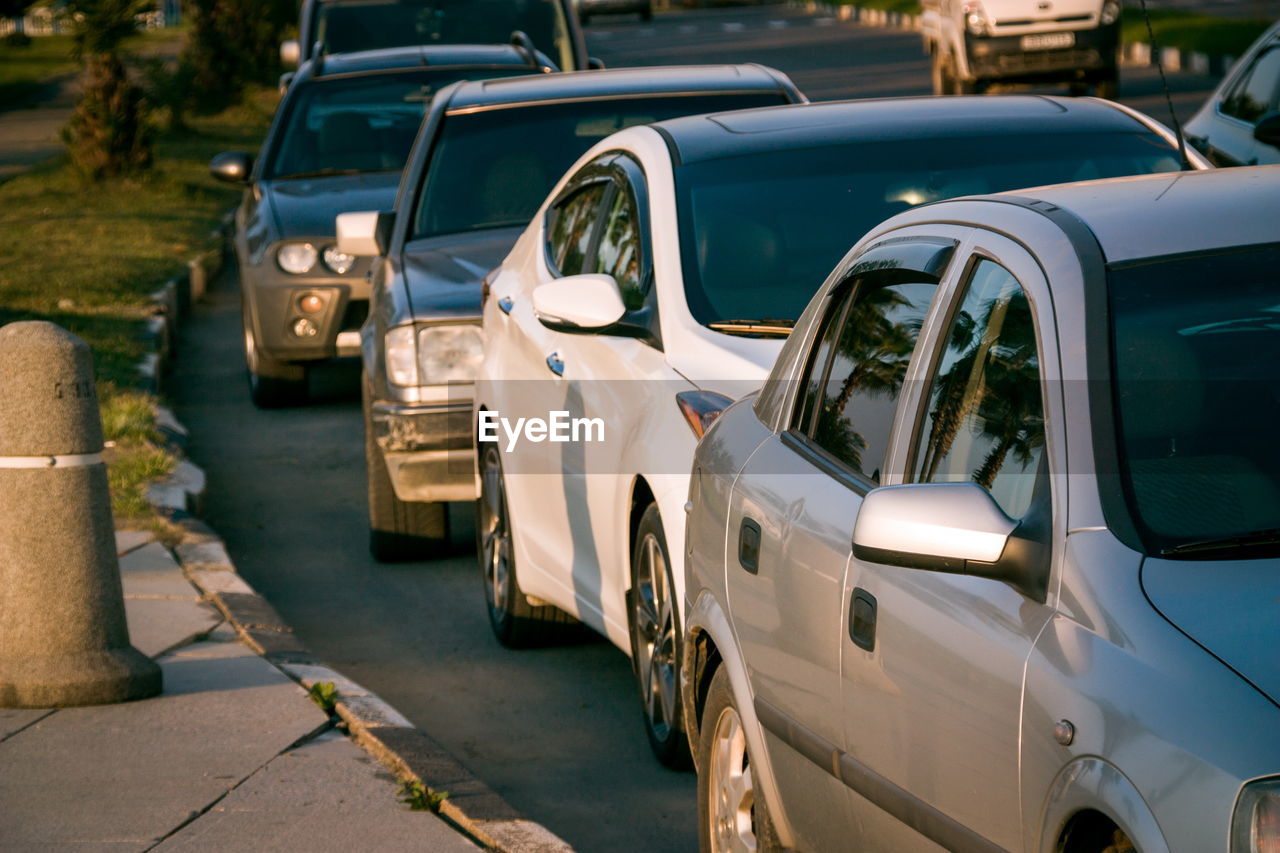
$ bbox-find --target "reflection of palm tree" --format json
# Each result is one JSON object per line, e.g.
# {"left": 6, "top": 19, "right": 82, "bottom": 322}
{"left": 815, "top": 285, "right": 921, "bottom": 474}
{"left": 918, "top": 285, "right": 1044, "bottom": 497}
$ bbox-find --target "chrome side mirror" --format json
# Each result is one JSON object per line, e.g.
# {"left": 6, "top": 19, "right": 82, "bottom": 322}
{"left": 209, "top": 151, "right": 253, "bottom": 184}
{"left": 853, "top": 482, "right": 1048, "bottom": 600}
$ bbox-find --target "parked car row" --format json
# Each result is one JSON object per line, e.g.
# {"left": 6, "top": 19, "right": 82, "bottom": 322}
{"left": 211, "top": 3, "right": 1280, "bottom": 850}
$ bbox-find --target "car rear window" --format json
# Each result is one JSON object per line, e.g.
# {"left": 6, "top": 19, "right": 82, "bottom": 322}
{"left": 411, "top": 93, "right": 788, "bottom": 239}
{"left": 675, "top": 132, "right": 1182, "bottom": 329}
{"left": 1108, "top": 243, "right": 1280, "bottom": 555}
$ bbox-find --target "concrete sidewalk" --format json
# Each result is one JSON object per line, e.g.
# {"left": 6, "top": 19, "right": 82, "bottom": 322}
{"left": 0, "top": 530, "right": 479, "bottom": 852}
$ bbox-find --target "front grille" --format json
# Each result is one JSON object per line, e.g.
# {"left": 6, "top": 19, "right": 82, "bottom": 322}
{"left": 996, "top": 14, "right": 1092, "bottom": 26}
{"left": 996, "top": 48, "right": 1101, "bottom": 70}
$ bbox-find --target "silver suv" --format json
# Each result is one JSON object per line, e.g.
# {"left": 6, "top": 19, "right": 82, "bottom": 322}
{"left": 683, "top": 165, "right": 1280, "bottom": 853}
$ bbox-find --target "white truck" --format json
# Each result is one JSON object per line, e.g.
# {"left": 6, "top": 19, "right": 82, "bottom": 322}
{"left": 921, "top": 0, "right": 1121, "bottom": 97}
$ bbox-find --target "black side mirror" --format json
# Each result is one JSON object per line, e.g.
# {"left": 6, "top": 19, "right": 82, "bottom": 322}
{"left": 1253, "top": 111, "right": 1280, "bottom": 150}
{"left": 210, "top": 151, "right": 253, "bottom": 184}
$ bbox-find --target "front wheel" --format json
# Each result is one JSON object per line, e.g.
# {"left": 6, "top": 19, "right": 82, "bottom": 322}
{"left": 364, "top": 380, "right": 449, "bottom": 561}
{"left": 242, "top": 306, "right": 306, "bottom": 408}
{"left": 698, "top": 667, "right": 780, "bottom": 853}
{"left": 477, "top": 444, "right": 577, "bottom": 647}
{"left": 629, "top": 504, "right": 691, "bottom": 769}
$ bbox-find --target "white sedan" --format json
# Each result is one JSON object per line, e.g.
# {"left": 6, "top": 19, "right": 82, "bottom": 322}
{"left": 473, "top": 94, "right": 1200, "bottom": 767}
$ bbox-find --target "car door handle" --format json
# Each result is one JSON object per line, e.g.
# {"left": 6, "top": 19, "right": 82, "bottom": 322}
{"left": 849, "top": 588, "right": 877, "bottom": 652}
{"left": 497, "top": 295, "right": 514, "bottom": 315}
{"left": 545, "top": 352, "right": 564, "bottom": 377}
{"left": 738, "top": 518, "right": 761, "bottom": 574}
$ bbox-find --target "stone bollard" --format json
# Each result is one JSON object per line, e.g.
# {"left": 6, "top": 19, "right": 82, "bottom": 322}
{"left": 0, "top": 322, "right": 162, "bottom": 708}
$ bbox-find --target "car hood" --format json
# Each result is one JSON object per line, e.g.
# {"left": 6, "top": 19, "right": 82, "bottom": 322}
{"left": 665, "top": 328, "right": 786, "bottom": 402}
{"left": 401, "top": 226, "right": 525, "bottom": 321}
{"left": 263, "top": 172, "right": 401, "bottom": 240}
{"left": 982, "top": 0, "right": 1099, "bottom": 24}
{"left": 1142, "top": 555, "right": 1280, "bottom": 705}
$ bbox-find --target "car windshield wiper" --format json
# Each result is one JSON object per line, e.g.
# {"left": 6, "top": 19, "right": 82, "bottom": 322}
{"left": 1160, "top": 527, "right": 1280, "bottom": 557}
{"left": 707, "top": 318, "right": 794, "bottom": 338}
{"left": 271, "top": 168, "right": 367, "bottom": 180}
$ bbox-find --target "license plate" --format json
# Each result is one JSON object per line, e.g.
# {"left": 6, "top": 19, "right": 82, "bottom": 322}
{"left": 1020, "top": 32, "right": 1076, "bottom": 50}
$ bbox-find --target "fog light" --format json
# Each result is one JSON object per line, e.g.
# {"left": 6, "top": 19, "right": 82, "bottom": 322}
{"left": 323, "top": 247, "right": 356, "bottom": 275}
{"left": 298, "top": 293, "right": 325, "bottom": 314}
{"left": 292, "top": 317, "right": 319, "bottom": 338}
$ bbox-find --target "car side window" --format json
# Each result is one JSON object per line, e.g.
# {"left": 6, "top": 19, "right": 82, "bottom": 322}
{"left": 913, "top": 260, "right": 1045, "bottom": 518}
{"left": 546, "top": 181, "right": 609, "bottom": 278}
{"left": 593, "top": 179, "right": 645, "bottom": 310}
{"left": 794, "top": 278, "right": 937, "bottom": 484}
{"left": 1222, "top": 44, "right": 1280, "bottom": 124}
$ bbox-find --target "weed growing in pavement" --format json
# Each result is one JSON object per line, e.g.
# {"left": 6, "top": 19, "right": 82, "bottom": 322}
{"left": 308, "top": 681, "right": 338, "bottom": 715}
{"left": 398, "top": 780, "right": 450, "bottom": 812}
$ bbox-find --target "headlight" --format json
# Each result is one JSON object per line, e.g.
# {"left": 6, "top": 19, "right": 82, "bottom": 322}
{"left": 384, "top": 325, "right": 485, "bottom": 387}
{"left": 323, "top": 246, "right": 356, "bottom": 275}
{"left": 417, "top": 325, "right": 484, "bottom": 384}
{"left": 963, "top": 1, "right": 989, "bottom": 35}
{"left": 276, "top": 242, "right": 318, "bottom": 274}
{"left": 385, "top": 326, "right": 418, "bottom": 387}
{"left": 1234, "top": 780, "right": 1280, "bottom": 853}
{"left": 1100, "top": 0, "right": 1120, "bottom": 24}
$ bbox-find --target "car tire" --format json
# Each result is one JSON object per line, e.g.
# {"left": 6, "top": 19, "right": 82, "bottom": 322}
{"left": 477, "top": 443, "right": 577, "bottom": 647}
{"left": 698, "top": 666, "right": 781, "bottom": 853}
{"left": 363, "top": 379, "right": 449, "bottom": 562}
{"left": 1094, "top": 70, "right": 1119, "bottom": 100}
{"left": 242, "top": 303, "right": 307, "bottom": 408}
{"left": 640, "top": 4, "right": 653, "bottom": 21}
{"left": 629, "top": 503, "right": 692, "bottom": 769}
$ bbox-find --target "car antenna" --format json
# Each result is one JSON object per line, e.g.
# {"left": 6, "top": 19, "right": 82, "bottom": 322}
{"left": 510, "top": 30, "right": 545, "bottom": 71}
{"left": 1135, "top": 0, "right": 1191, "bottom": 169}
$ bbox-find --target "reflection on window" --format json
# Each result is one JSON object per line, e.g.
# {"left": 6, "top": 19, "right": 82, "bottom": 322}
{"left": 1221, "top": 47, "right": 1280, "bottom": 124}
{"left": 915, "top": 261, "right": 1044, "bottom": 518}
{"left": 594, "top": 184, "right": 644, "bottom": 310}
{"left": 805, "top": 281, "right": 935, "bottom": 481}
{"left": 547, "top": 183, "right": 607, "bottom": 277}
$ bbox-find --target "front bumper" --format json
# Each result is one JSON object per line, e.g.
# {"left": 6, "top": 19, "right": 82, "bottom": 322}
{"left": 966, "top": 24, "right": 1118, "bottom": 81}
{"left": 243, "top": 270, "right": 370, "bottom": 363}
{"left": 371, "top": 398, "right": 477, "bottom": 502}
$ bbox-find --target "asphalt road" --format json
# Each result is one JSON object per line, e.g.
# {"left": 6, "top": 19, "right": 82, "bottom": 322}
{"left": 173, "top": 6, "right": 1221, "bottom": 852}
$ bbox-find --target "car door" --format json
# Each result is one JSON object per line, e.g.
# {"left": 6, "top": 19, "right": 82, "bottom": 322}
{"left": 840, "top": 239, "right": 1061, "bottom": 853}
{"left": 1196, "top": 39, "right": 1280, "bottom": 166}
{"left": 726, "top": 240, "right": 951, "bottom": 852}
{"left": 492, "top": 164, "right": 614, "bottom": 607}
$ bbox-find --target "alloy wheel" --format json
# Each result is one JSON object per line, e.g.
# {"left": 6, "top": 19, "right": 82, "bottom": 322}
{"left": 633, "top": 531, "right": 679, "bottom": 742}
{"left": 480, "top": 447, "right": 511, "bottom": 617}
{"left": 708, "top": 704, "right": 758, "bottom": 853}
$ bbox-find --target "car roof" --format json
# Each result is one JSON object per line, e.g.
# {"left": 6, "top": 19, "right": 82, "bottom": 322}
{"left": 653, "top": 95, "right": 1160, "bottom": 165}
{"left": 977, "top": 165, "right": 1280, "bottom": 264}
{"left": 443, "top": 65, "right": 791, "bottom": 111}
{"left": 300, "top": 44, "right": 546, "bottom": 81}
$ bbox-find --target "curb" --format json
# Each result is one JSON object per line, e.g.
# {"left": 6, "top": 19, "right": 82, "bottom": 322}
{"left": 786, "top": 0, "right": 1236, "bottom": 76}
{"left": 130, "top": 224, "right": 575, "bottom": 853}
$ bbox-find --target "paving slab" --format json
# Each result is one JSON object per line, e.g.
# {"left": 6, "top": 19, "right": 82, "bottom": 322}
{"left": 115, "top": 529, "right": 157, "bottom": 556}
{"left": 120, "top": 542, "right": 200, "bottom": 600}
{"left": 124, "top": 597, "right": 222, "bottom": 658}
{"left": 154, "top": 730, "right": 478, "bottom": 852}
{"left": 0, "top": 707, "right": 52, "bottom": 742}
{"left": 0, "top": 646, "right": 328, "bottom": 850}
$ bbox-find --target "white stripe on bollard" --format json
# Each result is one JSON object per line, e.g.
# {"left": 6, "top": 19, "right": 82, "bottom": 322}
{"left": 0, "top": 452, "right": 104, "bottom": 469}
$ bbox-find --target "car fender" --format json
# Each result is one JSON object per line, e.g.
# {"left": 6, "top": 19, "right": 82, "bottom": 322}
{"left": 1036, "top": 757, "right": 1170, "bottom": 853}
{"left": 684, "top": 589, "right": 799, "bottom": 848}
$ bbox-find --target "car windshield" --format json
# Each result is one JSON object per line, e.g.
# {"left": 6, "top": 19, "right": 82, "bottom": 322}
{"left": 676, "top": 132, "right": 1182, "bottom": 327}
{"left": 315, "top": 0, "right": 574, "bottom": 71}
{"left": 412, "top": 93, "right": 787, "bottom": 239}
{"left": 267, "top": 69, "right": 519, "bottom": 180}
{"left": 1109, "top": 243, "right": 1280, "bottom": 556}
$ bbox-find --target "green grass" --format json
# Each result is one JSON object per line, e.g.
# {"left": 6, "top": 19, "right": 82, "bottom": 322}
{"left": 0, "top": 27, "right": 189, "bottom": 111}
{"left": 1121, "top": 8, "right": 1270, "bottom": 58}
{"left": 0, "top": 82, "right": 275, "bottom": 532}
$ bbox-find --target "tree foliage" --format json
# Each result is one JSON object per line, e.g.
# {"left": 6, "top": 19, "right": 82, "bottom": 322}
{"left": 61, "top": 0, "right": 154, "bottom": 181}
{"left": 183, "top": 0, "right": 294, "bottom": 113}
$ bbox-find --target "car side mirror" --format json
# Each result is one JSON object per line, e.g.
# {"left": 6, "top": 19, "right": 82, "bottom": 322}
{"left": 852, "top": 482, "right": 1048, "bottom": 601}
{"left": 277, "top": 71, "right": 295, "bottom": 95}
{"left": 336, "top": 210, "right": 394, "bottom": 257}
{"left": 1253, "top": 111, "right": 1280, "bottom": 149}
{"left": 209, "top": 151, "right": 253, "bottom": 184}
{"left": 588, "top": 56, "right": 606, "bottom": 70}
{"left": 532, "top": 274, "right": 626, "bottom": 332}
{"left": 280, "top": 39, "right": 300, "bottom": 67}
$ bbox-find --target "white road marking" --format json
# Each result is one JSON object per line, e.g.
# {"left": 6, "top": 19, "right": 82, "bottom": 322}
{"left": 677, "top": 23, "right": 698, "bottom": 33}
{"left": 637, "top": 27, "right": 656, "bottom": 36}
{"left": 814, "top": 16, "right": 836, "bottom": 25}
{"left": 767, "top": 20, "right": 789, "bottom": 29}
{"left": 722, "top": 21, "right": 745, "bottom": 31}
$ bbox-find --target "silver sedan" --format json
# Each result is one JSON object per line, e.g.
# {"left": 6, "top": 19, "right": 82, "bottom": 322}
{"left": 682, "top": 164, "right": 1280, "bottom": 853}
